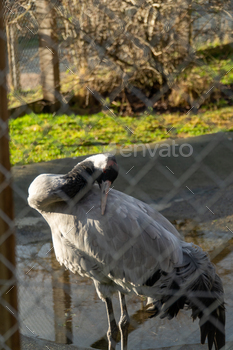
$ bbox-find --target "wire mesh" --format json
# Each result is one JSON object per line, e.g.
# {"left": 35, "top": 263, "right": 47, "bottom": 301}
{"left": 1, "top": 0, "right": 233, "bottom": 350}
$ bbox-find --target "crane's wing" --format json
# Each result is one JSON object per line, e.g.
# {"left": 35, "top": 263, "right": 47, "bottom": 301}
{"left": 108, "top": 189, "right": 181, "bottom": 239}
{"left": 46, "top": 186, "right": 183, "bottom": 290}
{"left": 97, "top": 189, "right": 183, "bottom": 285}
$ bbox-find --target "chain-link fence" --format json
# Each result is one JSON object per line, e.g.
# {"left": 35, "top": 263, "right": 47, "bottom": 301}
{"left": 1, "top": 0, "right": 233, "bottom": 349}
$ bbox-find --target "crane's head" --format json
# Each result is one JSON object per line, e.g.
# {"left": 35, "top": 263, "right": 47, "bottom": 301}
{"left": 84, "top": 153, "right": 118, "bottom": 215}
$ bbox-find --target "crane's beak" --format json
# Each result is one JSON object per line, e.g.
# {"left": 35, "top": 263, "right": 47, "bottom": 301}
{"left": 101, "top": 180, "right": 111, "bottom": 215}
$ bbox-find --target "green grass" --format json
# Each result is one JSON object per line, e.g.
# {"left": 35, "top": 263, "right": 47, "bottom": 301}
{"left": 167, "top": 54, "right": 233, "bottom": 108}
{"left": 9, "top": 107, "right": 233, "bottom": 165}
{"left": 8, "top": 88, "right": 43, "bottom": 109}
{"left": 190, "top": 57, "right": 233, "bottom": 85}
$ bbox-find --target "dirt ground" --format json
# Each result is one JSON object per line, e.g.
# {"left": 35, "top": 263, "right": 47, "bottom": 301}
{"left": 21, "top": 334, "right": 233, "bottom": 350}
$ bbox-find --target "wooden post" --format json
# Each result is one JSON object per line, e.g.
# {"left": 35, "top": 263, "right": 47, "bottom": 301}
{"left": 51, "top": 258, "right": 73, "bottom": 344}
{"left": 0, "top": 1, "right": 21, "bottom": 349}
{"left": 37, "top": 0, "right": 60, "bottom": 109}
{"left": 6, "top": 23, "right": 21, "bottom": 91}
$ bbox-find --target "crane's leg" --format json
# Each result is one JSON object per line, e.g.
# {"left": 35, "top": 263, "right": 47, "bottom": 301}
{"left": 118, "top": 292, "right": 130, "bottom": 350}
{"left": 104, "top": 297, "right": 119, "bottom": 350}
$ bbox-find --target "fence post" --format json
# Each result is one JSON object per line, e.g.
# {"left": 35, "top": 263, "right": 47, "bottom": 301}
{"left": 37, "top": 0, "right": 60, "bottom": 110}
{"left": 6, "top": 23, "right": 21, "bottom": 91}
{"left": 0, "top": 1, "right": 21, "bottom": 349}
{"left": 51, "top": 258, "right": 73, "bottom": 344}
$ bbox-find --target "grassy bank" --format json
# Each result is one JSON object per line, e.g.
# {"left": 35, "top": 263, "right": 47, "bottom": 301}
{"left": 9, "top": 107, "right": 233, "bottom": 165}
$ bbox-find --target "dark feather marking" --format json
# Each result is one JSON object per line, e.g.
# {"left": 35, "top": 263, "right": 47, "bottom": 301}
{"left": 144, "top": 270, "right": 162, "bottom": 287}
{"left": 144, "top": 269, "right": 168, "bottom": 287}
{"left": 61, "top": 161, "right": 101, "bottom": 199}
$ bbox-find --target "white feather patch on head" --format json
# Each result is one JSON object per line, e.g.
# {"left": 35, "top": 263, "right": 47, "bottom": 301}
{"left": 82, "top": 154, "right": 109, "bottom": 170}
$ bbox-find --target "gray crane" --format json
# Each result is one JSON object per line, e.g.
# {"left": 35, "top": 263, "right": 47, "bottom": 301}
{"left": 28, "top": 154, "right": 225, "bottom": 350}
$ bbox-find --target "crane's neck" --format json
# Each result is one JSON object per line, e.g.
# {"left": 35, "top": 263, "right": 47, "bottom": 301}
{"left": 60, "top": 160, "right": 101, "bottom": 199}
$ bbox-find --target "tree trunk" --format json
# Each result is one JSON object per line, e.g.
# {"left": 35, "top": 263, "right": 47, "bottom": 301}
{"left": 37, "top": 0, "right": 60, "bottom": 109}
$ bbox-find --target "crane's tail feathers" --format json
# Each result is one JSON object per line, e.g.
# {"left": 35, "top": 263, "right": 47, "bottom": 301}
{"left": 194, "top": 273, "right": 226, "bottom": 350}
{"left": 199, "top": 302, "right": 225, "bottom": 350}
{"left": 149, "top": 244, "right": 225, "bottom": 350}
{"left": 186, "top": 249, "right": 225, "bottom": 350}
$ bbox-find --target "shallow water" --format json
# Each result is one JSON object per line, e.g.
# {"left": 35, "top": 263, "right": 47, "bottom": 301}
{"left": 16, "top": 224, "right": 233, "bottom": 349}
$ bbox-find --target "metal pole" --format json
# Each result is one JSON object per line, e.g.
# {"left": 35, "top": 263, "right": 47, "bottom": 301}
{"left": 0, "top": 0, "right": 21, "bottom": 349}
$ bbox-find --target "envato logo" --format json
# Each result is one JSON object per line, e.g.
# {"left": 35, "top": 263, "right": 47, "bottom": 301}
{"left": 103, "top": 141, "right": 193, "bottom": 158}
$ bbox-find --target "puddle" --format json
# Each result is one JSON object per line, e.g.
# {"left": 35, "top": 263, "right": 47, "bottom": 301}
{"left": 16, "top": 222, "right": 233, "bottom": 349}
{"left": 173, "top": 219, "right": 233, "bottom": 255}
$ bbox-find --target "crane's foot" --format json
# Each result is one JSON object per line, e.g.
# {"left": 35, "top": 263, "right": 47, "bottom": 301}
{"left": 145, "top": 298, "right": 161, "bottom": 317}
